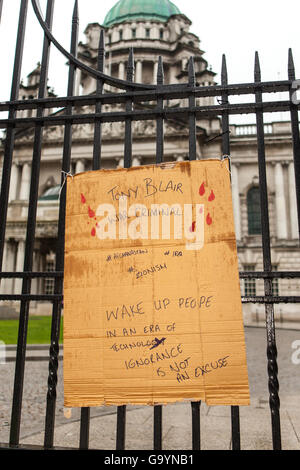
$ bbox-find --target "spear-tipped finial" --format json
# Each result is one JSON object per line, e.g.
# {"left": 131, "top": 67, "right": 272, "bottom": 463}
{"left": 288, "top": 48, "right": 295, "bottom": 80}
{"left": 254, "top": 51, "right": 261, "bottom": 83}
{"left": 188, "top": 56, "right": 195, "bottom": 86}
{"left": 72, "top": 0, "right": 79, "bottom": 24}
{"left": 97, "top": 29, "right": 105, "bottom": 72}
{"left": 127, "top": 47, "right": 135, "bottom": 82}
{"left": 221, "top": 54, "right": 228, "bottom": 85}
{"left": 157, "top": 56, "right": 164, "bottom": 85}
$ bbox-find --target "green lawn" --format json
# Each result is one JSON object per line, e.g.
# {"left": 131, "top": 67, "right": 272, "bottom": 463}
{"left": 0, "top": 316, "right": 63, "bottom": 345}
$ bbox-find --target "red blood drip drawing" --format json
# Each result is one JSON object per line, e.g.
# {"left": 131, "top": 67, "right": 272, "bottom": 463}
{"left": 190, "top": 221, "right": 196, "bottom": 233}
{"left": 208, "top": 190, "right": 215, "bottom": 202}
{"left": 206, "top": 213, "right": 213, "bottom": 226}
{"left": 88, "top": 206, "right": 95, "bottom": 218}
{"left": 81, "top": 193, "right": 86, "bottom": 204}
{"left": 91, "top": 227, "right": 96, "bottom": 237}
{"left": 199, "top": 182, "right": 205, "bottom": 197}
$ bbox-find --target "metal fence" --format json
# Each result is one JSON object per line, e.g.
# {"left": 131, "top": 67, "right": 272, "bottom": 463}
{"left": 0, "top": 0, "right": 300, "bottom": 451}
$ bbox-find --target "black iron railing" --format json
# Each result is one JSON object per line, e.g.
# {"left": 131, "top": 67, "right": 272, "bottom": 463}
{"left": 0, "top": 0, "right": 299, "bottom": 451}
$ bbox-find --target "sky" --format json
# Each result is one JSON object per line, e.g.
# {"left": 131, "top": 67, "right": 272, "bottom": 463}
{"left": 0, "top": 0, "right": 299, "bottom": 124}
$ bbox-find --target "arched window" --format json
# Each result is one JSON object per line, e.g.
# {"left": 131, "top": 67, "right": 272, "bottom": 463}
{"left": 39, "top": 185, "right": 60, "bottom": 201}
{"left": 247, "top": 187, "right": 262, "bottom": 235}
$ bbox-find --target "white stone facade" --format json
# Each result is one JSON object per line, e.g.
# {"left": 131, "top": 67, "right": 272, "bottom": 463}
{"left": 0, "top": 10, "right": 299, "bottom": 326}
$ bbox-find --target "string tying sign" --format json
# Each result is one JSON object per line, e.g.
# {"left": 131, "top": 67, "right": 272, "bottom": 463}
{"left": 63, "top": 159, "right": 250, "bottom": 407}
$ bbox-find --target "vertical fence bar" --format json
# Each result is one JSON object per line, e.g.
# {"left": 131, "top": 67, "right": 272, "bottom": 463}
{"left": 188, "top": 57, "right": 197, "bottom": 160}
{"left": 153, "top": 55, "right": 164, "bottom": 451}
{"left": 254, "top": 51, "right": 281, "bottom": 450}
{"left": 288, "top": 49, "right": 300, "bottom": 240}
{"left": 79, "top": 407, "right": 90, "bottom": 450}
{"left": 43, "top": 0, "right": 79, "bottom": 449}
{"left": 221, "top": 54, "right": 241, "bottom": 451}
{"left": 124, "top": 48, "right": 134, "bottom": 169}
{"left": 188, "top": 56, "right": 201, "bottom": 450}
{"left": 191, "top": 401, "right": 201, "bottom": 450}
{"left": 153, "top": 405, "right": 162, "bottom": 451}
{"left": 156, "top": 56, "right": 164, "bottom": 164}
{"left": 116, "top": 48, "right": 135, "bottom": 452}
{"left": 116, "top": 406, "right": 126, "bottom": 451}
{"left": 0, "top": 0, "right": 28, "bottom": 286}
{"left": 9, "top": 0, "right": 52, "bottom": 447}
{"left": 92, "top": 29, "right": 105, "bottom": 171}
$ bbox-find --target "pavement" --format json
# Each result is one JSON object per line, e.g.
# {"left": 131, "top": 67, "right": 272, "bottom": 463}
{"left": 0, "top": 327, "right": 300, "bottom": 450}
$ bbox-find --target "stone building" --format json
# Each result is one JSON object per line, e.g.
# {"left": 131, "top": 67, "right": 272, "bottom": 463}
{"left": 0, "top": 0, "right": 299, "bottom": 325}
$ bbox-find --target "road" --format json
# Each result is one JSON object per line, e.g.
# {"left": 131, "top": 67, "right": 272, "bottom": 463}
{"left": 0, "top": 327, "right": 299, "bottom": 449}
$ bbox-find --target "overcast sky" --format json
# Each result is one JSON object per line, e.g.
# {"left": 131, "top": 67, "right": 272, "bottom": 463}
{"left": 0, "top": 0, "right": 299, "bottom": 124}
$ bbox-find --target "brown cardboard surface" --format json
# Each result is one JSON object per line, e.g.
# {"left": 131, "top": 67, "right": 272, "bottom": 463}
{"left": 63, "top": 159, "right": 250, "bottom": 407}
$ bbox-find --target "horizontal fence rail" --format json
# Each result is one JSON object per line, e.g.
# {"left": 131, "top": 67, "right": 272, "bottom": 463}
{"left": 0, "top": 0, "right": 299, "bottom": 453}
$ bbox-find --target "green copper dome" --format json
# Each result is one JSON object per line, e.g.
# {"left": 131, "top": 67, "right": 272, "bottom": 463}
{"left": 103, "top": 0, "right": 181, "bottom": 27}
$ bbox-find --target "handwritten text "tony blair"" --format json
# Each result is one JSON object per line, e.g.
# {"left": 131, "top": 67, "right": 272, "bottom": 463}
{"left": 107, "top": 179, "right": 184, "bottom": 201}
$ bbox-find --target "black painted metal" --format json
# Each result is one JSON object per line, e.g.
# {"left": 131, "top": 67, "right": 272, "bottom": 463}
{"left": 220, "top": 54, "right": 241, "bottom": 451}
{"left": 0, "top": 0, "right": 300, "bottom": 452}
{"left": 254, "top": 52, "right": 281, "bottom": 450}
{"left": 44, "top": 0, "right": 79, "bottom": 449}
{"left": 191, "top": 402, "right": 201, "bottom": 450}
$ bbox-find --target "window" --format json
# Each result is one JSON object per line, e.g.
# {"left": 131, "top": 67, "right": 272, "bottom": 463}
{"left": 108, "top": 34, "right": 112, "bottom": 44}
{"left": 244, "top": 265, "right": 256, "bottom": 297}
{"left": 132, "top": 29, "right": 136, "bottom": 39}
{"left": 159, "top": 29, "right": 164, "bottom": 40}
{"left": 119, "top": 30, "right": 123, "bottom": 41}
{"left": 39, "top": 185, "right": 61, "bottom": 201}
{"left": 45, "top": 257, "right": 55, "bottom": 295}
{"left": 145, "top": 28, "right": 150, "bottom": 38}
{"left": 247, "top": 187, "right": 262, "bottom": 235}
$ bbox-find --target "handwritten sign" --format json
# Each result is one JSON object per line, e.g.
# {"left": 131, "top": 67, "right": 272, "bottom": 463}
{"left": 63, "top": 159, "right": 250, "bottom": 407}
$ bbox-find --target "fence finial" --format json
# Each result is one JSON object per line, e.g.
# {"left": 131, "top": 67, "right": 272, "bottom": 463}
{"left": 97, "top": 29, "right": 105, "bottom": 73}
{"left": 188, "top": 56, "right": 195, "bottom": 87}
{"left": 72, "top": 0, "right": 79, "bottom": 24}
{"left": 288, "top": 48, "right": 295, "bottom": 80}
{"left": 127, "top": 47, "right": 135, "bottom": 82}
{"left": 254, "top": 51, "right": 261, "bottom": 83}
{"left": 221, "top": 54, "right": 228, "bottom": 85}
{"left": 157, "top": 56, "right": 164, "bottom": 85}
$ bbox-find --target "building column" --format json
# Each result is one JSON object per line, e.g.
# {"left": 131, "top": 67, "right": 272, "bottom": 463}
{"left": 75, "top": 159, "right": 85, "bottom": 174}
{"left": 117, "top": 158, "right": 124, "bottom": 169}
{"left": 119, "top": 62, "right": 125, "bottom": 80}
{"left": 14, "top": 240, "right": 25, "bottom": 294}
{"left": 0, "top": 242, "right": 8, "bottom": 295}
{"left": 288, "top": 161, "right": 298, "bottom": 239}
{"left": 75, "top": 68, "right": 82, "bottom": 96}
{"left": 136, "top": 60, "right": 143, "bottom": 83}
{"left": 231, "top": 163, "right": 242, "bottom": 241}
{"left": 9, "top": 162, "right": 19, "bottom": 202}
{"left": 153, "top": 61, "right": 158, "bottom": 84}
{"left": 2, "top": 242, "right": 16, "bottom": 295}
{"left": 19, "top": 162, "right": 31, "bottom": 201}
{"left": 132, "top": 157, "right": 141, "bottom": 167}
{"left": 275, "top": 162, "right": 288, "bottom": 239}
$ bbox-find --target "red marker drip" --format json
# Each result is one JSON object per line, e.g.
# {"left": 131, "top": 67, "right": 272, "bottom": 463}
{"left": 190, "top": 221, "right": 196, "bottom": 233}
{"left": 81, "top": 193, "right": 86, "bottom": 204}
{"left": 91, "top": 227, "right": 96, "bottom": 237}
{"left": 208, "top": 190, "right": 215, "bottom": 202}
{"left": 199, "top": 183, "right": 205, "bottom": 197}
{"left": 88, "top": 206, "right": 95, "bottom": 218}
{"left": 206, "top": 213, "right": 213, "bottom": 226}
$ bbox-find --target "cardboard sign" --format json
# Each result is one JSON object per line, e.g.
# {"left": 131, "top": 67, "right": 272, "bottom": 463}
{"left": 63, "top": 159, "right": 250, "bottom": 407}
